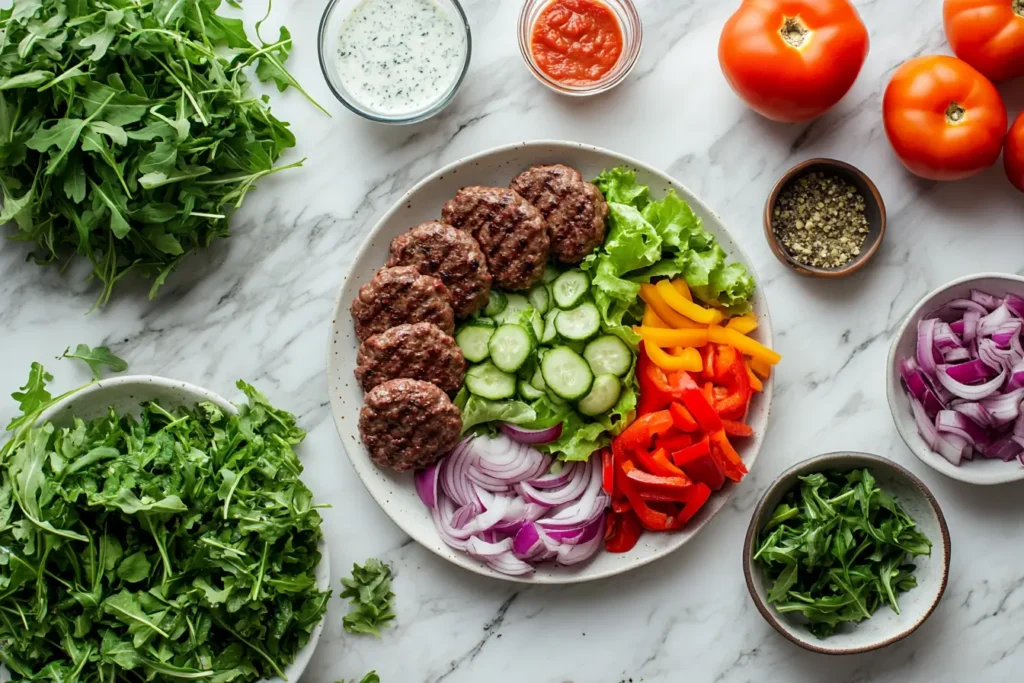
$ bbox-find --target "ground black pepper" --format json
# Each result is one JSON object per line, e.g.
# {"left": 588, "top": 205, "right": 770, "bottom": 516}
{"left": 772, "top": 171, "right": 870, "bottom": 269}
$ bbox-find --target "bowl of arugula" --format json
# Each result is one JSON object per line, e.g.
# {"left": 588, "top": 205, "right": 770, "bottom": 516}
{"left": 0, "top": 372, "right": 330, "bottom": 683}
{"left": 743, "top": 452, "right": 950, "bottom": 654}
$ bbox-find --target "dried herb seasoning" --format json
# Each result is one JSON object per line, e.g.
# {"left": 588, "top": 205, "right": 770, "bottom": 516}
{"left": 771, "top": 171, "right": 870, "bottom": 269}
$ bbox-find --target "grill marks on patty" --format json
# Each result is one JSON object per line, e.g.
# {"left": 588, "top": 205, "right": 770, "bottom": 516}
{"left": 349, "top": 265, "right": 455, "bottom": 342}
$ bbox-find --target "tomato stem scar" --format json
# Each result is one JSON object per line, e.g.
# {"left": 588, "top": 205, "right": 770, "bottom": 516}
{"left": 946, "top": 101, "right": 967, "bottom": 124}
{"left": 1014, "top": 0, "right": 1024, "bottom": 17}
{"left": 780, "top": 17, "right": 809, "bottom": 48}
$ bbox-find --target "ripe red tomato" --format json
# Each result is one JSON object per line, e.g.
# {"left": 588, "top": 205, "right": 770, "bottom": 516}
{"left": 944, "top": 0, "right": 1024, "bottom": 82}
{"left": 1007, "top": 112, "right": 1024, "bottom": 193}
{"left": 883, "top": 56, "right": 1007, "bottom": 181}
{"left": 718, "top": 0, "right": 869, "bottom": 123}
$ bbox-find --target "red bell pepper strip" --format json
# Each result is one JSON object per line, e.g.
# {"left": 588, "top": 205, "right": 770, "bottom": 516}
{"left": 602, "top": 448, "right": 615, "bottom": 495}
{"left": 667, "top": 483, "right": 712, "bottom": 529}
{"left": 616, "top": 410, "right": 674, "bottom": 454}
{"left": 625, "top": 467, "right": 692, "bottom": 496}
{"left": 710, "top": 430, "right": 748, "bottom": 481}
{"left": 604, "top": 510, "right": 643, "bottom": 553}
{"left": 701, "top": 344, "right": 716, "bottom": 381}
{"left": 652, "top": 451, "right": 686, "bottom": 478}
{"left": 656, "top": 430, "right": 693, "bottom": 452}
{"left": 671, "top": 435, "right": 710, "bottom": 466}
{"left": 703, "top": 382, "right": 715, "bottom": 404}
{"left": 668, "top": 402, "right": 698, "bottom": 432}
{"left": 673, "top": 372, "right": 723, "bottom": 433}
{"left": 722, "top": 420, "right": 754, "bottom": 438}
{"left": 634, "top": 447, "right": 680, "bottom": 478}
{"left": 612, "top": 497, "right": 631, "bottom": 514}
{"left": 714, "top": 353, "right": 751, "bottom": 420}
{"left": 618, "top": 461, "right": 671, "bottom": 530}
{"left": 637, "top": 343, "right": 674, "bottom": 415}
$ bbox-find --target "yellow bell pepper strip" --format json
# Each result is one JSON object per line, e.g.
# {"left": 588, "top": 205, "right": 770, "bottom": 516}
{"left": 633, "top": 327, "right": 709, "bottom": 348}
{"left": 671, "top": 279, "right": 693, "bottom": 301}
{"left": 746, "top": 362, "right": 763, "bottom": 392}
{"left": 726, "top": 314, "right": 759, "bottom": 334}
{"left": 642, "top": 306, "right": 669, "bottom": 328}
{"left": 708, "top": 325, "right": 782, "bottom": 366}
{"left": 656, "top": 280, "right": 725, "bottom": 325}
{"left": 645, "top": 341, "right": 702, "bottom": 371}
{"left": 749, "top": 357, "right": 772, "bottom": 378}
{"left": 639, "top": 284, "right": 700, "bottom": 329}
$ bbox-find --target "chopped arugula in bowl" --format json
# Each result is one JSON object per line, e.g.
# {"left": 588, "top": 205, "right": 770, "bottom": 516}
{"left": 0, "top": 368, "right": 330, "bottom": 682}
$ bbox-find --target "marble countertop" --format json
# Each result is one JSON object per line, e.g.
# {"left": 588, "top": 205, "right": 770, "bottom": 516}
{"left": 3, "top": 0, "right": 1024, "bottom": 681}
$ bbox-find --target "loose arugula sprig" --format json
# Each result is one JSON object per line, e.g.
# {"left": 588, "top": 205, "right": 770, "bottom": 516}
{"left": 0, "top": 0, "right": 324, "bottom": 308}
{"left": 0, "top": 364, "right": 330, "bottom": 682}
{"left": 61, "top": 343, "right": 127, "bottom": 378}
{"left": 341, "top": 559, "right": 396, "bottom": 637}
{"left": 754, "top": 469, "right": 932, "bottom": 638}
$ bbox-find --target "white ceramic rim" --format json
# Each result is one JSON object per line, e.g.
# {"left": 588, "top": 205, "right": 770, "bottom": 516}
{"left": 327, "top": 139, "right": 775, "bottom": 583}
{"left": 33, "top": 375, "right": 329, "bottom": 683}
{"left": 886, "top": 272, "right": 1024, "bottom": 486}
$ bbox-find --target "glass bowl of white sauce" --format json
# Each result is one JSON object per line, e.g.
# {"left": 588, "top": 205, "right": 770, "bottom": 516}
{"left": 318, "top": 0, "right": 471, "bottom": 124}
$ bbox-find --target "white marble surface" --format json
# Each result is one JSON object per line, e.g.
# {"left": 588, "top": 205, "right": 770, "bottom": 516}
{"left": 2, "top": 0, "right": 1024, "bottom": 681}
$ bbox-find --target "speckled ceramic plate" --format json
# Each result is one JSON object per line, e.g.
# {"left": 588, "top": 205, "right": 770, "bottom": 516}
{"left": 36, "top": 376, "right": 330, "bottom": 683}
{"left": 743, "top": 452, "right": 950, "bottom": 654}
{"left": 327, "top": 140, "right": 775, "bottom": 583}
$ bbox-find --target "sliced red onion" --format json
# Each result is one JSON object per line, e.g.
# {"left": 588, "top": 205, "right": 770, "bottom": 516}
{"left": 931, "top": 298, "right": 989, "bottom": 320}
{"left": 942, "top": 359, "right": 996, "bottom": 385}
{"left": 952, "top": 401, "right": 993, "bottom": 428}
{"left": 982, "top": 436, "right": 1023, "bottom": 462}
{"left": 935, "top": 364, "right": 1006, "bottom": 400}
{"left": 971, "top": 289, "right": 1003, "bottom": 311}
{"left": 556, "top": 533, "right": 604, "bottom": 565}
{"left": 526, "top": 461, "right": 578, "bottom": 489}
{"left": 963, "top": 311, "right": 981, "bottom": 345}
{"left": 917, "top": 319, "right": 940, "bottom": 377}
{"left": 1006, "top": 294, "right": 1024, "bottom": 319}
{"left": 979, "top": 388, "right": 1024, "bottom": 427}
{"left": 992, "top": 321, "right": 1023, "bottom": 349}
{"left": 415, "top": 463, "right": 440, "bottom": 509}
{"left": 943, "top": 347, "right": 971, "bottom": 363}
{"left": 950, "top": 319, "right": 965, "bottom": 336}
{"left": 899, "top": 358, "right": 944, "bottom": 418}
{"left": 933, "top": 322, "right": 962, "bottom": 351}
{"left": 979, "top": 304, "right": 1013, "bottom": 337}
{"left": 501, "top": 422, "right": 564, "bottom": 445}
{"left": 909, "top": 394, "right": 969, "bottom": 465}
{"left": 515, "top": 461, "right": 589, "bottom": 507}
{"left": 935, "top": 410, "right": 988, "bottom": 445}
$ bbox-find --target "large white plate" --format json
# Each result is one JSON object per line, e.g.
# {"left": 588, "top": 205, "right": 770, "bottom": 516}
{"left": 327, "top": 141, "right": 774, "bottom": 583}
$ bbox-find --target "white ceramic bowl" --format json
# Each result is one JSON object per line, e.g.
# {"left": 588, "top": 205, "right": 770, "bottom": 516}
{"left": 886, "top": 273, "right": 1024, "bottom": 485}
{"left": 327, "top": 140, "right": 775, "bottom": 583}
{"left": 37, "top": 376, "right": 329, "bottom": 683}
{"left": 743, "top": 452, "right": 950, "bottom": 655}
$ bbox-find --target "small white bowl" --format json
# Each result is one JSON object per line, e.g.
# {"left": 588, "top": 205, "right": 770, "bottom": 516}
{"left": 886, "top": 273, "right": 1024, "bottom": 485}
{"left": 743, "top": 452, "right": 950, "bottom": 655}
{"left": 37, "top": 376, "right": 329, "bottom": 683}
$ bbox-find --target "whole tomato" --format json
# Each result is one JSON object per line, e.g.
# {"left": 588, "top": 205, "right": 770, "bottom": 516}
{"left": 883, "top": 56, "right": 1007, "bottom": 181}
{"left": 718, "top": 0, "right": 869, "bottom": 123}
{"left": 944, "top": 0, "right": 1024, "bottom": 82}
{"left": 1007, "top": 112, "right": 1024, "bottom": 193}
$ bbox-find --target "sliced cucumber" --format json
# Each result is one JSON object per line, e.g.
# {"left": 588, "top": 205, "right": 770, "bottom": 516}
{"left": 577, "top": 375, "right": 621, "bottom": 416}
{"left": 546, "top": 389, "right": 567, "bottom": 406}
{"left": 465, "top": 362, "right": 516, "bottom": 400}
{"left": 541, "top": 309, "right": 559, "bottom": 344}
{"left": 583, "top": 335, "right": 633, "bottom": 377}
{"left": 455, "top": 326, "right": 494, "bottom": 363}
{"left": 564, "top": 339, "right": 586, "bottom": 356}
{"left": 530, "top": 367, "right": 547, "bottom": 392}
{"left": 525, "top": 308, "right": 544, "bottom": 340}
{"left": 518, "top": 380, "right": 545, "bottom": 401}
{"left": 483, "top": 291, "right": 507, "bottom": 317}
{"left": 552, "top": 270, "right": 590, "bottom": 309}
{"left": 488, "top": 324, "right": 535, "bottom": 373}
{"left": 554, "top": 301, "right": 601, "bottom": 341}
{"left": 541, "top": 347, "right": 594, "bottom": 400}
{"left": 466, "top": 316, "right": 495, "bottom": 328}
{"left": 528, "top": 285, "right": 551, "bottom": 315}
{"left": 496, "top": 294, "right": 532, "bottom": 323}
{"left": 543, "top": 266, "right": 562, "bottom": 284}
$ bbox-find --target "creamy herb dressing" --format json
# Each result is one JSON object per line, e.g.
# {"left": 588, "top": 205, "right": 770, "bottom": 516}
{"left": 336, "top": 0, "right": 466, "bottom": 115}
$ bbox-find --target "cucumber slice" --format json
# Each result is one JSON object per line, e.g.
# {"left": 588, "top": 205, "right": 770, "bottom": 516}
{"left": 518, "top": 380, "right": 545, "bottom": 401}
{"left": 467, "top": 317, "right": 495, "bottom": 328}
{"left": 488, "top": 324, "right": 535, "bottom": 373}
{"left": 541, "top": 347, "right": 594, "bottom": 400}
{"left": 543, "top": 266, "right": 562, "bottom": 284}
{"left": 552, "top": 270, "right": 590, "bottom": 309}
{"left": 541, "top": 309, "right": 559, "bottom": 344}
{"left": 496, "top": 294, "right": 532, "bottom": 323}
{"left": 483, "top": 291, "right": 507, "bottom": 317}
{"left": 465, "top": 362, "right": 516, "bottom": 400}
{"left": 546, "top": 389, "right": 567, "bottom": 406}
{"left": 455, "top": 326, "right": 494, "bottom": 363}
{"left": 530, "top": 367, "right": 547, "bottom": 392}
{"left": 528, "top": 285, "right": 551, "bottom": 315}
{"left": 577, "top": 375, "right": 622, "bottom": 416}
{"left": 554, "top": 301, "right": 601, "bottom": 341}
{"left": 583, "top": 335, "right": 633, "bottom": 377}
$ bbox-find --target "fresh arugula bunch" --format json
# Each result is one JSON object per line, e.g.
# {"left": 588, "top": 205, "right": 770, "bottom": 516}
{"left": 341, "top": 559, "right": 395, "bottom": 637}
{"left": 0, "top": 366, "right": 330, "bottom": 682}
{"left": 0, "top": 0, "right": 324, "bottom": 307}
{"left": 754, "top": 468, "right": 932, "bottom": 638}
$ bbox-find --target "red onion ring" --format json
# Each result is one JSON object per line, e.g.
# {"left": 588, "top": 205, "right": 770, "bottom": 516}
{"left": 501, "top": 422, "right": 564, "bottom": 445}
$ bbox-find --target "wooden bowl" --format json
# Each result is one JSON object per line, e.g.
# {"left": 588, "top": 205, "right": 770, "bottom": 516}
{"left": 763, "top": 158, "right": 886, "bottom": 278}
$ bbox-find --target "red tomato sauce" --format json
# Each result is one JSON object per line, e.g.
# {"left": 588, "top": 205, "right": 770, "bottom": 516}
{"left": 530, "top": 0, "right": 624, "bottom": 85}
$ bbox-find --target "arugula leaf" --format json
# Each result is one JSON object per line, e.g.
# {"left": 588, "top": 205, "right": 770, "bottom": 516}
{"left": 753, "top": 468, "right": 931, "bottom": 638}
{"left": 0, "top": 0, "right": 325, "bottom": 308}
{"left": 61, "top": 343, "right": 127, "bottom": 379}
{"left": 341, "top": 559, "right": 396, "bottom": 637}
{"left": 7, "top": 362, "right": 53, "bottom": 431}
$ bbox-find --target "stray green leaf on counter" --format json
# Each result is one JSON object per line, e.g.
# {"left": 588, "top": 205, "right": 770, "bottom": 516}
{"left": 338, "top": 673, "right": 381, "bottom": 683}
{"left": 61, "top": 343, "right": 127, "bottom": 378}
{"left": 342, "top": 559, "right": 396, "bottom": 636}
{"left": 754, "top": 468, "right": 931, "bottom": 638}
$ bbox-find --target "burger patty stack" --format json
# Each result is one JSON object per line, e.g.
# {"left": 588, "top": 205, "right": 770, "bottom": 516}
{"left": 352, "top": 164, "right": 609, "bottom": 473}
